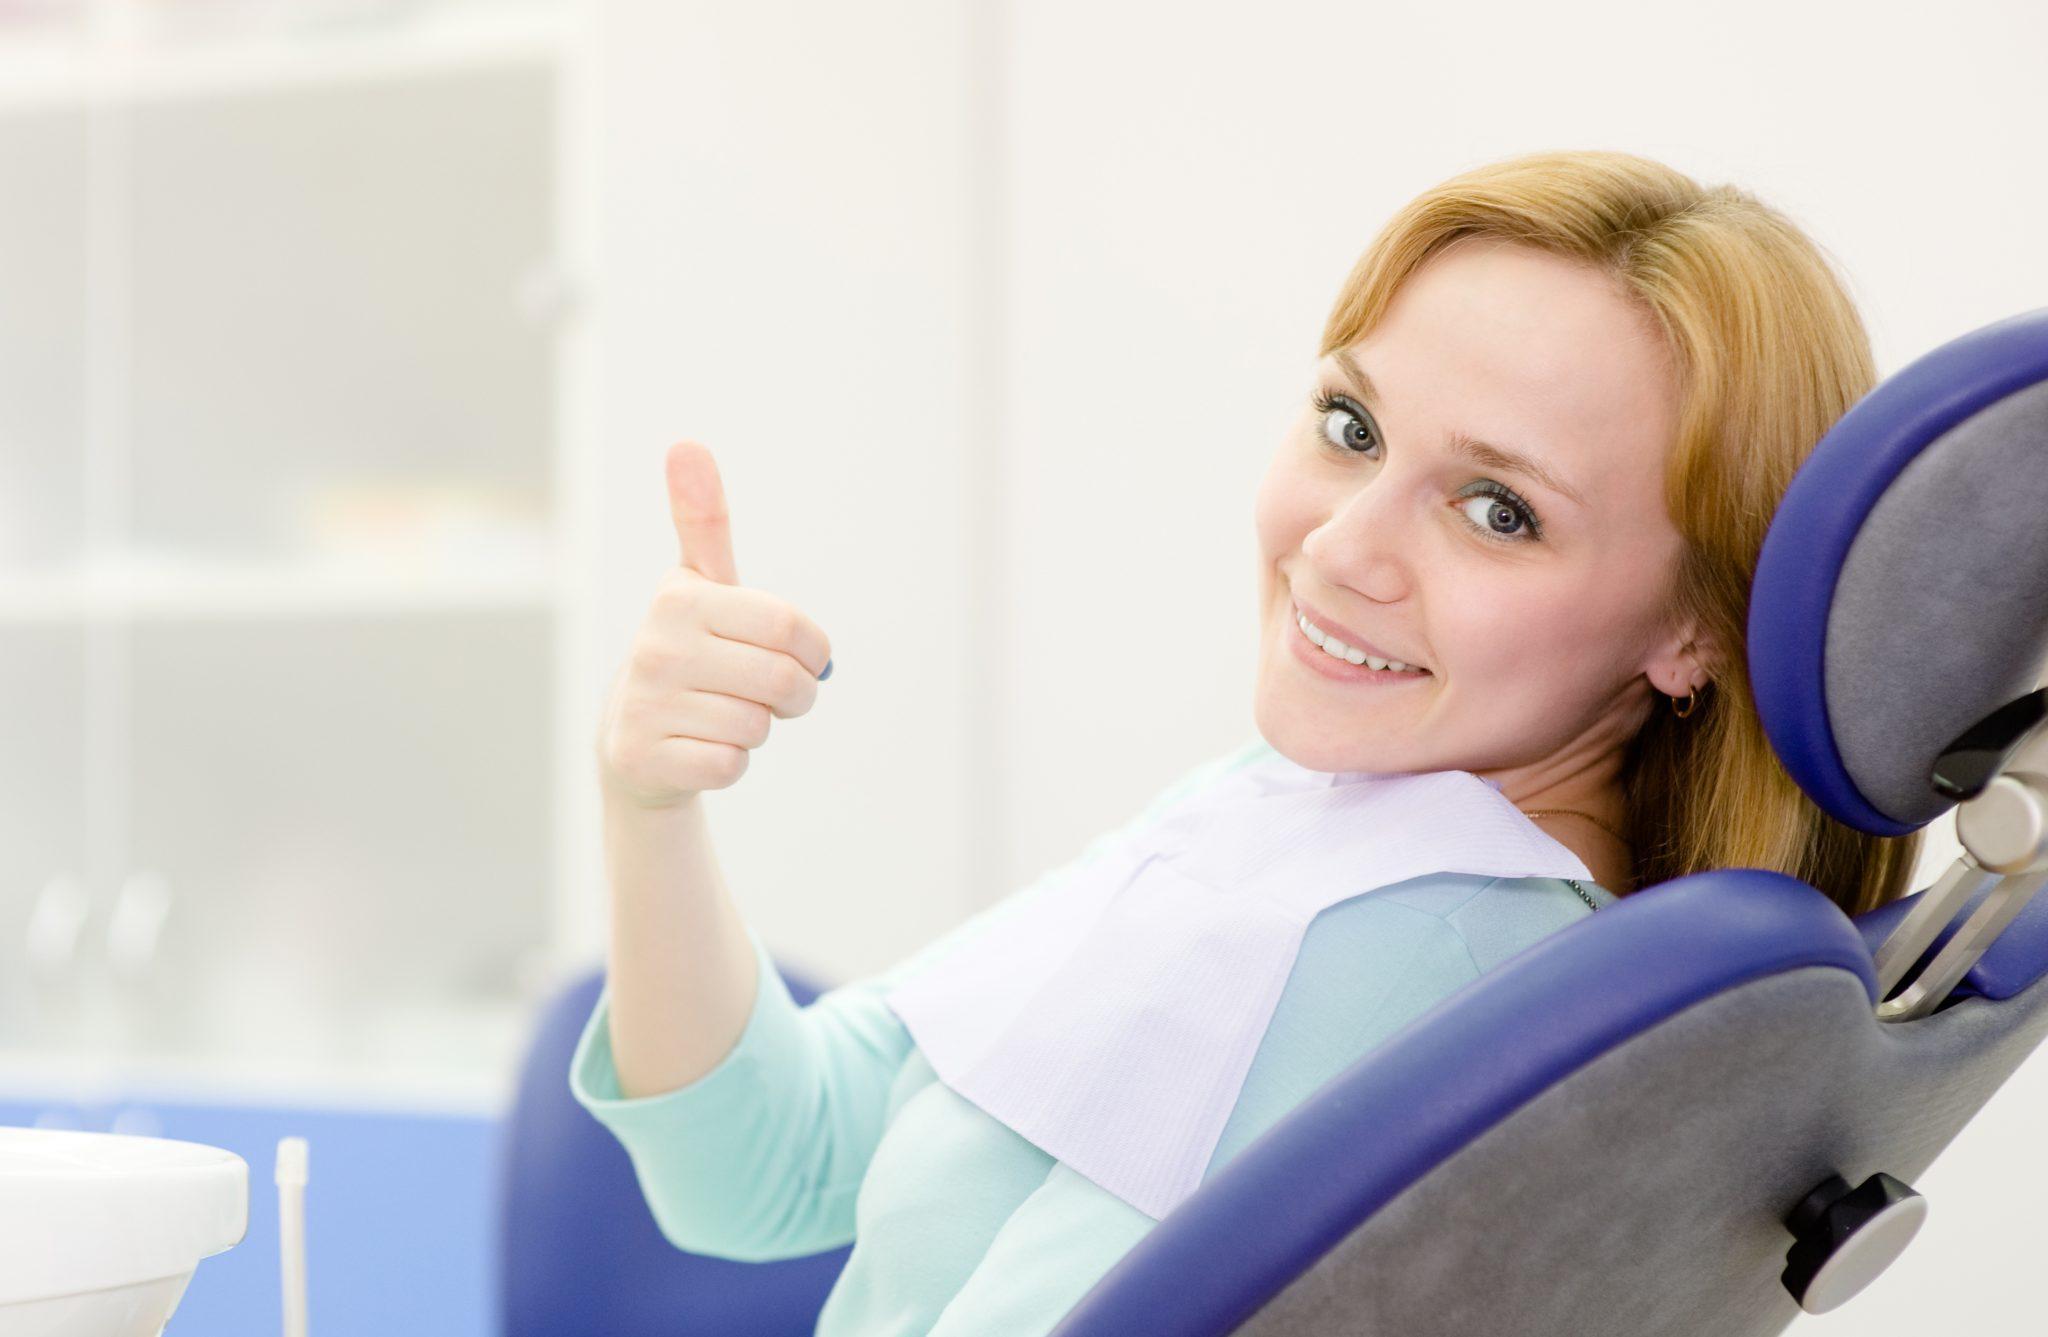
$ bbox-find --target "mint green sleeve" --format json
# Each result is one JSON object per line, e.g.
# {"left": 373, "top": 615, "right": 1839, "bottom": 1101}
{"left": 569, "top": 918, "right": 912, "bottom": 1262}
{"left": 566, "top": 732, "right": 1275, "bottom": 1263}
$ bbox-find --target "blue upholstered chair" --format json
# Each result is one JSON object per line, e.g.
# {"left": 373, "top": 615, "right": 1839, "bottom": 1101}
{"left": 502, "top": 307, "right": 2048, "bottom": 1336}
{"left": 498, "top": 961, "right": 851, "bottom": 1336}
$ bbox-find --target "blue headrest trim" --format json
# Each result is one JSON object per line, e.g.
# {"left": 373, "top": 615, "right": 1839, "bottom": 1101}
{"left": 1049, "top": 870, "right": 1876, "bottom": 1337}
{"left": 1748, "top": 307, "right": 2048, "bottom": 835}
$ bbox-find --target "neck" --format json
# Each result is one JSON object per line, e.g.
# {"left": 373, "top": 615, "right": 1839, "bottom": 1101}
{"left": 1494, "top": 783, "right": 1628, "bottom": 835}
{"left": 1478, "top": 750, "right": 1633, "bottom": 849}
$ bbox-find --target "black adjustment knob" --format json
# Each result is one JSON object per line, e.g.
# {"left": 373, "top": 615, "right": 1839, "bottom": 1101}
{"left": 1781, "top": 1172, "right": 1928, "bottom": 1314}
{"left": 1932, "top": 686, "right": 2048, "bottom": 800}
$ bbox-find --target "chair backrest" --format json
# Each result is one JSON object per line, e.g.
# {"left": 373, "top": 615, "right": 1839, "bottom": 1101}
{"left": 498, "top": 961, "right": 850, "bottom": 1337}
{"left": 1047, "top": 868, "right": 2048, "bottom": 1337}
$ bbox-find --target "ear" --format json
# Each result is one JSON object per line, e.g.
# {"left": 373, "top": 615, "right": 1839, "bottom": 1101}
{"left": 1645, "top": 616, "right": 1718, "bottom": 699}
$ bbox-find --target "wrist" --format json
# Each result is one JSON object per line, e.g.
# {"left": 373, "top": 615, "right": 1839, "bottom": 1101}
{"left": 598, "top": 766, "right": 702, "bottom": 815}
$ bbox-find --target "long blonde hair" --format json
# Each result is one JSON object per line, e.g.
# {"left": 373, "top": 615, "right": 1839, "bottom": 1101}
{"left": 1321, "top": 150, "right": 1922, "bottom": 917}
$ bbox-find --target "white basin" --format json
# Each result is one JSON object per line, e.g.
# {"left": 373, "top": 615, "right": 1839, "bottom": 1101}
{"left": 0, "top": 1127, "right": 247, "bottom": 1337}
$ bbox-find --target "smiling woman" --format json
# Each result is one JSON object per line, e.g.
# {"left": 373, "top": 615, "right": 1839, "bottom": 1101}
{"left": 571, "top": 149, "right": 1932, "bottom": 1337}
{"left": 1251, "top": 150, "right": 1924, "bottom": 915}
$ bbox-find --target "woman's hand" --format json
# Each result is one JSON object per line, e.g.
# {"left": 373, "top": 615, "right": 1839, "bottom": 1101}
{"left": 596, "top": 441, "right": 834, "bottom": 809}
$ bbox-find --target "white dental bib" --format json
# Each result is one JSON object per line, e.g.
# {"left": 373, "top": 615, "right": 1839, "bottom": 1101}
{"left": 880, "top": 751, "right": 1595, "bottom": 1220}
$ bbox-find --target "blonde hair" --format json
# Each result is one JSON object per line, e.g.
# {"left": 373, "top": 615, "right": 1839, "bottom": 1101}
{"left": 1320, "top": 149, "right": 1922, "bottom": 918}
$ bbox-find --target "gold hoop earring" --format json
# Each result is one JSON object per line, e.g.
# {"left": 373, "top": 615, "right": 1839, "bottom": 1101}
{"left": 1671, "top": 687, "right": 1698, "bottom": 718}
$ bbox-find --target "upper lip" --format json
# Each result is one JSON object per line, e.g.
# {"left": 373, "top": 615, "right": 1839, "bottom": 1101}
{"left": 1292, "top": 597, "right": 1429, "bottom": 670}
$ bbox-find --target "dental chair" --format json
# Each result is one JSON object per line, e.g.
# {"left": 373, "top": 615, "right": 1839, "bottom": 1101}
{"left": 501, "top": 306, "right": 2048, "bottom": 1336}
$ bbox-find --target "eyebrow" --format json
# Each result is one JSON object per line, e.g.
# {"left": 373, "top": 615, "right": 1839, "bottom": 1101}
{"left": 1329, "top": 348, "right": 1589, "bottom": 508}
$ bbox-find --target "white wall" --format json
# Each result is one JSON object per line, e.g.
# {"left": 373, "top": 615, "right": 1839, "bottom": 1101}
{"left": 591, "top": 0, "right": 986, "bottom": 984}
{"left": 593, "top": 2, "right": 2048, "bottom": 1327}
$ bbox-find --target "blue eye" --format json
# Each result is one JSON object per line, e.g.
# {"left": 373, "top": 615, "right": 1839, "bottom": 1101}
{"left": 1308, "top": 387, "right": 1546, "bottom": 544}
{"left": 1454, "top": 485, "right": 1542, "bottom": 542}
{"left": 1313, "top": 388, "right": 1381, "bottom": 455}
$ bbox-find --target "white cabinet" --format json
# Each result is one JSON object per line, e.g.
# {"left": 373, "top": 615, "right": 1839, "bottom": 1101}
{"left": 0, "top": 0, "right": 595, "bottom": 1116}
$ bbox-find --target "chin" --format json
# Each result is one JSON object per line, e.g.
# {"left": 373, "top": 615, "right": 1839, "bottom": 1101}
{"left": 1252, "top": 691, "right": 1395, "bottom": 775}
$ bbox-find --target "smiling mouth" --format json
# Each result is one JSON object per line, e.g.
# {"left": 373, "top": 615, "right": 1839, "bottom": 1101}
{"left": 1291, "top": 606, "right": 1432, "bottom": 675}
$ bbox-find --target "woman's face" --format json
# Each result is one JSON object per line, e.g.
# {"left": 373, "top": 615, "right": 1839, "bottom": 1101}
{"left": 1252, "top": 238, "right": 1707, "bottom": 789}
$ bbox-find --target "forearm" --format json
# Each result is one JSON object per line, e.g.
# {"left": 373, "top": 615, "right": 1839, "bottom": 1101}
{"left": 601, "top": 785, "right": 762, "bottom": 1100}
{"left": 577, "top": 780, "right": 914, "bottom": 1260}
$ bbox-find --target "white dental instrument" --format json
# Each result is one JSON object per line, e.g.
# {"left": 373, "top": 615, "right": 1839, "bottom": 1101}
{"left": 276, "top": 1136, "right": 310, "bottom": 1337}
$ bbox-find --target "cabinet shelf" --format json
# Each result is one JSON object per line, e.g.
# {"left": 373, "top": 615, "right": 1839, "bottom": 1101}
{"left": 0, "top": 0, "right": 594, "bottom": 1130}
{"left": 0, "top": 2, "right": 567, "bottom": 116}
{"left": 0, "top": 995, "right": 535, "bottom": 1116}
{"left": 0, "top": 551, "right": 558, "bottom": 622}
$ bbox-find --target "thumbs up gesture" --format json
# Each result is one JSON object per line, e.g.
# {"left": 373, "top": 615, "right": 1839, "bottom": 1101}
{"left": 596, "top": 442, "right": 835, "bottom": 808}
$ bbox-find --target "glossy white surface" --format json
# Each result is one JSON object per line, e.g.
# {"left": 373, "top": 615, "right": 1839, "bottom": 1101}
{"left": 0, "top": 1127, "right": 246, "bottom": 1331}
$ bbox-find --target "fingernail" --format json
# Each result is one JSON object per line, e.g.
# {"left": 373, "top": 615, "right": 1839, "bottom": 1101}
{"left": 819, "top": 657, "right": 834, "bottom": 681}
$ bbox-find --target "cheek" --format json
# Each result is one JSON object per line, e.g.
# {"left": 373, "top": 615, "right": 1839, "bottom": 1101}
{"left": 1429, "top": 573, "right": 1547, "bottom": 661}
{"left": 1252, "top": 451, "right": 1315, "bottom": 561}
{"left": 1445, "top": 584, "right": 1609, "bottom": 697}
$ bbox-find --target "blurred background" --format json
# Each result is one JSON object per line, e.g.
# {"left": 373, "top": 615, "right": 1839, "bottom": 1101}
{"left": 1, "top": 0, "right": 2045, "bottom": 1331}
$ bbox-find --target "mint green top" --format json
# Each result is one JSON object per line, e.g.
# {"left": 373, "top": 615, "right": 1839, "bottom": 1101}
{"left": 569, "top": 738, "right": 1615, "bottom": 1335}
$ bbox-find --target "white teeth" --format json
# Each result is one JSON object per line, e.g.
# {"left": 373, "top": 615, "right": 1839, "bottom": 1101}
{"left": 1296, "top": 611, "right": 1428, "bottom": 674}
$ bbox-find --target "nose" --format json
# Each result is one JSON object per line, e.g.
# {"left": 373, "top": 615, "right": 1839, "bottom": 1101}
{"left": 1302, "top": 475, "right": 1416, "bottom": 603}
